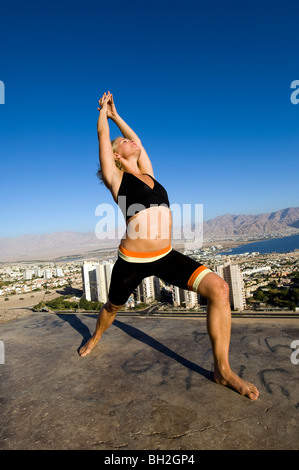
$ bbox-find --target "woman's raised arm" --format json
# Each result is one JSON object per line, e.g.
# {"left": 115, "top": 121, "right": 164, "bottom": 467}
{"left": 97, "top": 92, "right": 119, "bottom": 188}
{"left": 108, "top": 93, "right": 154, "bottom": 177}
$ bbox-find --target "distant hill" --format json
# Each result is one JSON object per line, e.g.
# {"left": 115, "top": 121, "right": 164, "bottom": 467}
{"left": 0, "top": 230, "right": 121, "bottom": 262}
{"left": 0, "top": 207, "right": 298, "bottom": 262}
{"left": 203, "top": 207, "right": 299, "bottom": 238}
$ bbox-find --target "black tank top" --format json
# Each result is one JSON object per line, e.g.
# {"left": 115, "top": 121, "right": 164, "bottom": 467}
{"left": 117, "top": 172, "right": 170, "bottom": 222}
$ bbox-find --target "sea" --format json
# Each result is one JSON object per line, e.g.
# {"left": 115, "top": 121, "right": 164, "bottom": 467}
{"left": 219, "top": 234, "right": 299, "bottom": 255}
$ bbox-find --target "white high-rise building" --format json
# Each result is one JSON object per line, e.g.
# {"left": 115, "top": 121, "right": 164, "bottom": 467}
{"left": 81, "top": 260, "right": 116, "bottom": 302}
{"left": 55, "top": 267, "right": 64, "bottom": 277}
{"left": 172, "top": 285, "right": 181, "bottom": 307}
{"left": 171, "top": 286, "right": 199, "bottom": 308}
{"left": 215, "top": 261, "right": 246, "bottom": 311}
{"left": 143, "top": 276, "right": 155, "bottom": 303}
{"left": 95, "top": 260, "right": 114, "bottom": 303}
{"left": 81, "top": 262, "right": 98, "bottom": 301}
{"left": 95, "top": 263, "right": 107, "bottom": 303}
{"left": 184, "top": 289, "right": 199, "bottom": 308}
{"left": 34, "top": 268, "right": 43, "bottom": 278}
{"left": 23, "top": 270, "right": 33, "bottom": 280}
{"left": 43, "top": 269, "right": 52, "bottom": 280}
{"left": 82, "top": 262, "right": 162, "bottom": 306}
{"left": 134, "top": 276, "right": 160, "bottom": 304}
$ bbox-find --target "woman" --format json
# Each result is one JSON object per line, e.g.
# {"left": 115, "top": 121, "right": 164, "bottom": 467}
{"left": 79, "top": 91, "right": 259, "bottom": 400}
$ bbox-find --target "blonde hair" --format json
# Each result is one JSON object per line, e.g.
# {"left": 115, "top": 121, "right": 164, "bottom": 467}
{"left": 97, "top": 137, "right": 124, "bottom": 183}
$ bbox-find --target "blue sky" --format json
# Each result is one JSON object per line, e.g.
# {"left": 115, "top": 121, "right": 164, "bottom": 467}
{"left": 0, "top": 0, "right": 298, "bottom": 237}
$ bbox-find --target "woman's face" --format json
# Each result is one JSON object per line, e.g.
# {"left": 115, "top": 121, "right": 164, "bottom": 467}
{"left": 115, "top": 138, "right": 140, "bottom": 159}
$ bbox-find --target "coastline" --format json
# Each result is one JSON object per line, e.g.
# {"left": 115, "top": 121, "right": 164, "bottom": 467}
{"left": 189, "top": 236, "right": 276, "bottom": 253}
{"left": 216, "top": 233, "right": 299, "bottom": 255}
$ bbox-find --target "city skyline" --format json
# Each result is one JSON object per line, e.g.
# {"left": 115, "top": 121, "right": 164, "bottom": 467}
{"left": 0, "top": 1, "right": 298, "bottom": 238}
{"left": 1, "top": 245, "right": 297, "bottom": 313}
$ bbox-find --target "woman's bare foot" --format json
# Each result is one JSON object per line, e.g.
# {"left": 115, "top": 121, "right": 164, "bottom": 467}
{"left": 214, "top": 368, "right": 259, "bottom": 400}
{"left": 78, "top": 335, "right": 99, "bottom": 358}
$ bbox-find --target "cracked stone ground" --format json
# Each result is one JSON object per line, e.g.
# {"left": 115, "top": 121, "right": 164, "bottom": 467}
{"left": 0, "top": 313, "right": 298, "bottom": 450}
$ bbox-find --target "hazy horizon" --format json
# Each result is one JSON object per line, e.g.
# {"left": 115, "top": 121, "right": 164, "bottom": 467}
{"left": 0, "top": 204, "right": 297, "bottom": 239}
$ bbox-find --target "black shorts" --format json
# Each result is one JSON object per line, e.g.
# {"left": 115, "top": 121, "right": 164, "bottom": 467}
{"left": 108, "top": 244, "right": 212, "bottom": 306}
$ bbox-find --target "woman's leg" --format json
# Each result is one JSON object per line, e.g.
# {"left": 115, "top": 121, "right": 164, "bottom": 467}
{"left": 197, "top": 272, "right": 259, "bottom": 400}
{"left": 78, "top": 301, "right": 124, "bottom": 357}
{"left": 78, "top": 253, "right": 148, "bottom": 358}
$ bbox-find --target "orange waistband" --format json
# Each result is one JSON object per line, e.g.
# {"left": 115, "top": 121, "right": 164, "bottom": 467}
{"left": 118, "top": 244, "right": 172, "bottom": 259}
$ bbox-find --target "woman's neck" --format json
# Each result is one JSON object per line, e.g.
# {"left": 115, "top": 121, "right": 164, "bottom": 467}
{"left": 122, "top": 161, "right": 141, "bottom": 174}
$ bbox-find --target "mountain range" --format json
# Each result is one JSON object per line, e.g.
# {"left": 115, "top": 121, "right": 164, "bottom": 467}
{"left": 202, "top": 206, "right": 299, "bottom": 238}
{"left": 0, "top": 206, "right": 298, "bottom": 262}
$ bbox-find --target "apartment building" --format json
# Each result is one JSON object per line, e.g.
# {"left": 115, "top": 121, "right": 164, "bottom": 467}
{"left": 134, "top": 276, "right": 161, "bottom": 304}
{"left": 23, "top": 269, "right": 33, "bottom": 280}
{"left": 95, "top": 260, "right": 115, "bottom": 303}
{"left": 172, "top": 285, "right": 200, "bottom": 308}
{"left": 81, "top": 262, "right": 99, "bottom": 301}
{"left": 81, "top": 260, "right": 162, "bottom": 305}
{"left": 55, "top": 267, "right": 64, "bottom": 277}
{"left": 43, "top": 269, "right": 53, "bottom": 280}
{"left": 215, "top": 261, "right": 246, "bottom": 311}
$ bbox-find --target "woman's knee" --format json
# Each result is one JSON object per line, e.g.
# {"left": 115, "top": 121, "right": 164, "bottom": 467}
{"left": 104, "top": 300, "right": 124, "bottom": 314}
{"left": 210, "top": 278, "right": 230, "bottom": 302}
{"left": 199, "top": 273, "right": 230, "bottom": 302}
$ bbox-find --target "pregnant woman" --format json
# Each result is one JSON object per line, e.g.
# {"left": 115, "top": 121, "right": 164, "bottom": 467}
{"left": 79, "top": 91, "right": 259, "bottom": 400}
